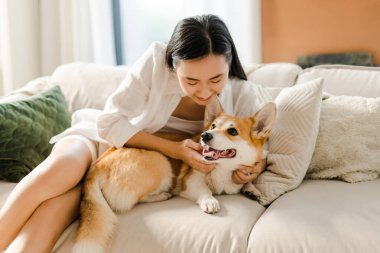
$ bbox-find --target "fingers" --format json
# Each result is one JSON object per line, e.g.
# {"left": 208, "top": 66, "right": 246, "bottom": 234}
{"left": 190, "top": 153, "right": 216, "bottom": 174}
{"left": 194, "top": 158, "right": 216, "bottom": 173}
{"left": 232, "top": 170, "right": 257, "bottom": 184}
{"left": 184, "top": 139, "right": 202, "bottom": 152}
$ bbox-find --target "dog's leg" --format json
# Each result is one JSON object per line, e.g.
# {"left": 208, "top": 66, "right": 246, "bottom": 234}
{"left": 180, "top": 171, "right": 220, "bottom": 214}
{"left": 140, "top": 192, "right": 172, "bottom": 203}
{"left": 241, "top": 182, "right": 261, "bottom": 200}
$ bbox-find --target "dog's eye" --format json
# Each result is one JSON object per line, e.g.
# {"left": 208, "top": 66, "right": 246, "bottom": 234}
{"left": 227, "top": 128, "right": 238, "bottom": 136}
{"left": 210, "top": 123, "right": 216, "bottom": 130}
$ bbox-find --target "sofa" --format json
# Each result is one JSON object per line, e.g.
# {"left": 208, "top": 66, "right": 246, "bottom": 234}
{"left": 1, "top": 62, "right": 379, "bottom": 253}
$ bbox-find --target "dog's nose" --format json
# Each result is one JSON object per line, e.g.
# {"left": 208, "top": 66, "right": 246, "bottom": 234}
{"left": 201, "top": 132, "right": 213, "bottom": 142}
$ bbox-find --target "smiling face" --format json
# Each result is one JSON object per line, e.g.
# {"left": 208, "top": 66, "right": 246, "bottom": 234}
{"left": 175, "top": 54, "right": 229, "bottom": 106}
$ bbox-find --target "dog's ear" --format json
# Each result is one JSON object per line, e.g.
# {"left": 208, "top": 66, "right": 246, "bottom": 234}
{"left": 252, "top": 102, "right": 277, "bottom": 139}
{"left": 204, "top": 96, "right": 224, "bottom": 128}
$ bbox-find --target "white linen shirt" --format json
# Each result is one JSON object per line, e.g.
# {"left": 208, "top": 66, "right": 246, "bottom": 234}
{"left": 51, "top": 42, "right": 260, "bottom": 153}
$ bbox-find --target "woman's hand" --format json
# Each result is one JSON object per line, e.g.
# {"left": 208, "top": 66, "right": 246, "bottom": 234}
{"left": 232, "top": 160, "right": 266, "bottom": 184}
{"left": 174, "top": 139, "right": 216, "bottom": 174}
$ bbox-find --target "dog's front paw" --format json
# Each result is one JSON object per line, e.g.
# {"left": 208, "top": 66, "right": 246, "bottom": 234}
{"left": 198, "top": 196, "right": 220, "bottom": 214}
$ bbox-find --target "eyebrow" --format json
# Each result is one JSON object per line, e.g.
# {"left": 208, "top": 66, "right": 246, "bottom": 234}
{"left": 185, "top": 73, "right": 224, "bottom": 81}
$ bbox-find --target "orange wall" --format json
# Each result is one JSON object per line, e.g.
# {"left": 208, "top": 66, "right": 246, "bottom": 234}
{"left": 262, "top": 0, "right": 380, "bottom": 65}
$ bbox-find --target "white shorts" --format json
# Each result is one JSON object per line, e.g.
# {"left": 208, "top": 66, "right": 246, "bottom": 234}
{"left": 52, "top": 135, "right": 99, "bottom": 165}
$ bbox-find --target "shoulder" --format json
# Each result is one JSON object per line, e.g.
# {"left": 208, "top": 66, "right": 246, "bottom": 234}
{"left": 130, "top": 41, "right": 169, "bottom": 77}
{"left": 145, "top": 41, "right": 168, "bottom": 58}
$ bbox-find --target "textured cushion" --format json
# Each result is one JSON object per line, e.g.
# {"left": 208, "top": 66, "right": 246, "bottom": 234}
{"left": 244, "top": 78, "right": 324, "bottom": 205}
{"left": 52, "top": 195, "right": 266, "bottom": 253}
{"left": 247, "top": 179, "right": 380, "bottom": 253}
{"left": 0, "top": 86, "right": 71, "bottom": 182}
{"left": 307, "top": 95, "right": 380, "bottom": 182}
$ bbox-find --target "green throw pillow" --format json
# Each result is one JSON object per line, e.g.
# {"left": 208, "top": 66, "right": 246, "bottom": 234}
{"left": 0, "top": 86, "right": 71, "bottom": 182}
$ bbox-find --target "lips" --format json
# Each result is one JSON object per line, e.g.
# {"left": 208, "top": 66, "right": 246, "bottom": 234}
{"left": 202, "top": 145, "right": 237, "bottom": 160}
{"left": 195, "top": 95, "right": 213, "bottom": 102}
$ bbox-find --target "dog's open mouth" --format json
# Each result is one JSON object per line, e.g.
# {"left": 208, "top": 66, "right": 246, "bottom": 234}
{"left": 202, "top": 145, "right": 237, "bottom": 161}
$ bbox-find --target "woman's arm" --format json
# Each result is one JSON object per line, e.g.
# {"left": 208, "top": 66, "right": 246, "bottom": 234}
{"left": 126, "top": 131, "right": 215, "bottom": 174}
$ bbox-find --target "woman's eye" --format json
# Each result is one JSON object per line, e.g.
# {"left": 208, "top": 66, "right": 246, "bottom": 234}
{"left": 210, "top": 123, "right": 216, "bottom": 130}
{"left": 227, "top": 128, "right": 238, "bottom": 136}
{"left": 210, "top": 79, "right": 221, "bottom": 84}
{"left": 187, "top": 82, "right": 198, "bottom": 86}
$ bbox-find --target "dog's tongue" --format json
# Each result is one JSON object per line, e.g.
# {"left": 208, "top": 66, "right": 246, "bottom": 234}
{"left": 202, "top": 146, "right": 236, "bottom": 161}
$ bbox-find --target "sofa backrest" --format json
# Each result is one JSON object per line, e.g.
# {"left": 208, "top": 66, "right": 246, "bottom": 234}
{"left": 296, "top": 65, "right": 380, "bottom": 97}
{"left": 3, "top": 62, "right": 380, "bottom": 113}
{"left": 51, "top": 63, "right": 129, "bottom": 112}
{"left": 49, "top": 62, "right": 301, "bottom": 113}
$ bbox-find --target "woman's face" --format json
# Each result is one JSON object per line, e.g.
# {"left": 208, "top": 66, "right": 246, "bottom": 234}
{"left": 175, "top": 54, "right": 229, "bottom": 106}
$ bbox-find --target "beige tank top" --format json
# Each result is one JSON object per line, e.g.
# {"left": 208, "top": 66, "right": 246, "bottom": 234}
{"left": 158, "top": 116, "right": 204, "bottom": 136}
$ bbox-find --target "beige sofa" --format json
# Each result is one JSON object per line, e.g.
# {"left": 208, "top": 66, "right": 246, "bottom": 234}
{"left": 1, "top": 62, "right": 379, "bottom": 253}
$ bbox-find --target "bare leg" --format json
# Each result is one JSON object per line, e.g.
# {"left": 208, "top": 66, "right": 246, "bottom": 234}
{"left": 6, "top": 185, "right": 81, "bottom": 253}
{"left": 0, "top": 138, "right": 92, "bottom": 249}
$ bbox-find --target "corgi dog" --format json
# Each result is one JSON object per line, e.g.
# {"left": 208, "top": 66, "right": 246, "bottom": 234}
{"left": 73, "top": 98, "right": 276, "bottom": 253}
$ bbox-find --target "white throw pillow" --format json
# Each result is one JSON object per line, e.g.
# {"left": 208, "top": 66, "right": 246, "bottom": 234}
{"left": 307, "top": 95, "right": 380, "bottom": 183}
{"left": 243, "top": 78, "right": 324, "bottom": 206}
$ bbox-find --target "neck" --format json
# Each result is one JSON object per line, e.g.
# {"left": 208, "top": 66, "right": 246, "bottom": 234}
{"left": 172, "top": 97, "right": 205, "bottom": 120}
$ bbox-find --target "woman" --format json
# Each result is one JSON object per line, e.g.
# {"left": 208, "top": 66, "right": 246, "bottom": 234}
{"left": 0, "top": 14, "right": 262, "bottom": 252}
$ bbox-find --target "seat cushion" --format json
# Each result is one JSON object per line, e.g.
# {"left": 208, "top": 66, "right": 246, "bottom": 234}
{"left": 53, "top": 195, "right": 265, "bottom": 253}
{"left": 247, "top": 178, "right": 380, "bottom": 253}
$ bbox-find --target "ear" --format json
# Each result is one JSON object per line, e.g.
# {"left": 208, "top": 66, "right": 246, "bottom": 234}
{"left": 204, "top": 96, "right": 224, "bottom": 128}
{"left": 252, "top": 102, "right": 277, "bottom": 139}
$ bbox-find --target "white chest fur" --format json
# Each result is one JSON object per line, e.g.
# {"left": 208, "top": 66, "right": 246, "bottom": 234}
{"left": 206, "top": 162, "right": 243, "bottom": 195}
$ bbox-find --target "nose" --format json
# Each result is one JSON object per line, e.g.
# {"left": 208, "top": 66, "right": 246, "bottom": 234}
{"left": 197, "top": 84, "right": 213, "bottom": 98}
{"left": 201, "top": 132, "right": 213, "bottom": 142}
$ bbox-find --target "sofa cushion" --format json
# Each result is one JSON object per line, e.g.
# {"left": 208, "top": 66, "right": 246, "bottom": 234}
{"left": 247, "top": 178, "right": 380, "bottom": 253}
{"left": 245, "top": 63, "right": 302, "bottom": 88}
{"left": 52, "top": 195, "right": 266, "bottom": 253}
{"left": 307, "top": 95, "right": 380, "bottom": 182}
{"left": 51, "top": 62, "right": 129, "bottom": 112}
{"left": 243, "top": 78, "right": 324, "bottom": 206}
{"left": 0, "top": 181, "right": 17, "bottom": 206}
{"left": 296, "top": 64, "right": 380, "bottom": 97}
{"left": 0, "top": 86, "right": 71, "bottom": 182}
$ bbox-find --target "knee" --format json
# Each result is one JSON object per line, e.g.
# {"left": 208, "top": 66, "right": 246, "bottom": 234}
{"left": 39, "top": 186, "right": 82, "bottom": 215}
{"left": 30, "top": 154, "right": 86, "bottom": 181}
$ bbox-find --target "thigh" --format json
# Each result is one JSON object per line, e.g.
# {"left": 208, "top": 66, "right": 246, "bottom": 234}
{"left": 26, "top": 136, "right": 94, "bottom": 196}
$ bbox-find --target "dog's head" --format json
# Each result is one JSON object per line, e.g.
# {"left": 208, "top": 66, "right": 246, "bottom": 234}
{"left": 201, "top": 97, "right": 276, "bottom": 169}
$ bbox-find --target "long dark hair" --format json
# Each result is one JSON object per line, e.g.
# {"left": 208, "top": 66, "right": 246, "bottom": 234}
{"left": 165, "top": 14, "right": 247, "bottom": 80}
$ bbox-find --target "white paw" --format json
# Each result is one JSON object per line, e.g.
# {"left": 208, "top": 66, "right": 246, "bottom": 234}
{"left": 199, "top": 197, "right": 220, "bottom": 214}
{"left": 159, "top": 192, "right": 173, "bottom": 201}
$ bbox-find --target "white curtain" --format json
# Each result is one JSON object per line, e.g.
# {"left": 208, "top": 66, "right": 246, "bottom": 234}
{"left": 0, "top": 0, "right": 261, "bottom": 95}
{"left": 120, "top": 0, "right": 261, "bottom": 66}
{"left": 0, "top": 0, "right": 116, "bottom": 95}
